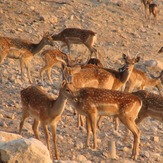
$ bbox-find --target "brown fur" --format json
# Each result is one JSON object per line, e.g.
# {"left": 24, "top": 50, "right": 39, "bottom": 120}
{"left": 65, "top": 85, "right": 142, "bottom": 160}
{"left": 52, "top": 28, "right": 97, "bottom": 58}
{"left": 124, "top": 68, "right": 163, "bottom": 94}
{"left": 158, "top": 46, "right": 163, "bottom": 53}
{"left": 0, "top": 33, "right": 53, "bottom": 83}
{"left": 19, "top": 81, "right": 69, "bottom": 160}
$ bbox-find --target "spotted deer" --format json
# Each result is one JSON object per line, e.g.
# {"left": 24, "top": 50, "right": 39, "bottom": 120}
{"left": 39, "top": 49, "right": 84, "bottom": 83}
{"left": 158, "top": 46, "right": 163, "bottom": 53}
{"left": 0, "top": 32, "right": 53, "bottom": 83}
{"left": 133, "top": 90, "right": 163, "bottom": 124}
{"left": 148, "top": 3, "right": 158, "bottom": 24}
{"left": 63, "top": 54, "right": 140, "bottom": 129}
{"left": 52, "top": 28, "right": 97, "bottom": 58}
{"left": 19, "top": 81, "right": 70, "bottom": 160}
{"left": 40, "top": 49, "right": 70, "bottom": 83}
{"left": 141, "top": 0, "right": 152, "bottom": 18}
{"left": 124, "top": 90, "right": 163, "bottom": 141}
{"left": 123, "top": 68, "right": 163, "bottom": 95}
{"left": 64, "top": 84, "right": 142, "bottom": 160}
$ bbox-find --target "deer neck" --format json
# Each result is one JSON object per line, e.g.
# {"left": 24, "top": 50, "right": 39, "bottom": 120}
{"left": 30, "top": 39, "right": 46, "bottom": 54}
{"left": 52, "top": 34, "right": 62, "bottom": 41}
{"left": 146, "top": 78, "right": 160, "bottom": 87}
{"left": 120, "top": 66, "right": 134, "bottom": 83}
{"left": 49, "top": 92, "right": 67, "bottom": 116}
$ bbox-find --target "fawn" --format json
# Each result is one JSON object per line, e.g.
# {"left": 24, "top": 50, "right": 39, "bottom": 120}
{"left": 19, "top": 81, "right": 70, "bottom": 160}
{"left": 0, "top": 32, "right": 53, "bottom": 83}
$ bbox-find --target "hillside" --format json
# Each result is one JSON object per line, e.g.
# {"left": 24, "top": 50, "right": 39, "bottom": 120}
{"left": 0, "top": 0, "right": 163, "bottom": 162}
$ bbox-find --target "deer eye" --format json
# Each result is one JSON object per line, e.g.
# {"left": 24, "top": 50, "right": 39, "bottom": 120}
{"left": 74, "top": 98, "right": 78, "bottom": 102}
{"left": 66, "top": 88, "right": 70, "bottom": 93}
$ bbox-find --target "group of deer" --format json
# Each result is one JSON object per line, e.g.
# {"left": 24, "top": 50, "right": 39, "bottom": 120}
{"left": 0, "top": 8, "right": 162, "bottom": 161}
{"left": 0, "top": 28, "right": 97, "bottom": 83}
{"left": 141, "top": 0, "right": 159, "bottom": 24}
{"left": 16, "top": 30, "right": 163, "bottom": 161}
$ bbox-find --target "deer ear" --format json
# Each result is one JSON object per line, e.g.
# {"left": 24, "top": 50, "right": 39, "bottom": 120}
{"left": 122, "top": 53, "right": 127, "bottom": 59}
{"left": 61, "top": 80, "right": 67, "bottom": 87}
{"left": 74, "top": 98, "right": 78, "bottom": 102}
{"left": 135, "top": 56, "right": 140, "bottom": 63}
{"left": 43, "top": 32, "right": 50, "bottom": 37}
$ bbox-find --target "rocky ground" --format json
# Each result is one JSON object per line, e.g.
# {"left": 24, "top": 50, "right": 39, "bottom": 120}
{"left": 0, "top": 0, "right": 163, "bottom": 162}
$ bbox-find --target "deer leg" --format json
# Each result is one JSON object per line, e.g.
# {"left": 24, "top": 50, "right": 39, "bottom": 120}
{"left": 25, "top": 59, "right": 32, "bottom": 83}
{"left": 84, "top": 43, "right": 97, "bottom": 58}
{"left": 32, "top": 119, "right": 40, "bottom": 140}
{"left": 86, "top": 116, "right": 91, "bottom": 148}
{"left": 20, "top": 58, "right": 25, "bottom": 81}
{"left": 90, "top": 113, "right": 97, "bottom": 149}
{"left": 77, "top": 114, "right": 84, "bottom": 127}
{"left": 119, "top": 116, "right": 140, "bottom": 160}
{"left": 97, "top": 116, "right": 104, "bottom": 129}
{"left": 114, "top": 116, "right": 119, "bottom": 131}
{"left": 42, "top": 125, "right": 50, "bottom": 150}
{"left": 19, "top": 110, "right": 29, "bottom": 134}
{"left": 47, "top": 68, "right": 53, "bottom": 84}
{"left": 135, "top": 112, "right": 148, "bottom": 124}
{"left": 51, "top": 122, "right": 60, "bottom": 160}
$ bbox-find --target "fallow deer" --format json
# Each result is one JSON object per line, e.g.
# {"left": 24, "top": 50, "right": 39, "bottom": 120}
{"left": 64, "top": 84, "right": 142, "bottom": 160}
{"left": 40, "top": 49, "right": 70, "bottom": 83}
{"left": 124, "top": 90, "right": 163, "bottom": 141}
{"left": 63, "top": 54, "right": 140, "bottom": 129}
{"left": 19, "top": 81, "right": 69, "bottom": 160}
{"left": 158, "top": 46, "right": 163, "bottom": 53}
{"left": 124, "top": 68, "right": 163, "bottom": 95}
{"left": 0, "top": 32, "right": 53, "bottom": 83}
{"left": 141, "top": 0, "right": 153, "bottom": 18}
{"left": 133, "top": 90, "right": 163, "bottom": 124}
{"left": 52, "top": 28, "right": 97, "bottom": 58}
{"left": 148, "top": 3, "right": 158, "bottom": 24}
{"left": 39, "top": 49, "right": 84, "bottom": 83}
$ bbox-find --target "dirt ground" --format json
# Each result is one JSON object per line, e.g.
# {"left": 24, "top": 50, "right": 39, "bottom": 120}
{"left": 0, "top": 0, "right": 163, "bottom": 162}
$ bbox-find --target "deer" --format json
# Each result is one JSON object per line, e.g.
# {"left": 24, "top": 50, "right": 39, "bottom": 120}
{"left": 123, "top": 68, "right": 163, "bottom": 95}
{"left": 63, "top": 54, "right": 140, "bottom": 130}
{"left": 39, "top": 48, "right": 85, "bottom": 83}
{"left": 158, "top": 46, "right": 163, "bottom": 53}
{"left": 40, "top": 49, "right": 70, "bottom": 83}
{"left": 64, "top": 83, "right": 142, "bottom": 160}
{"left": 148, "top": 3, "right": 158, "bottom": 24}
{"left": 51, "top": 28, "right": 97, "bottom": 59}
{"left": 19, "top": 81, "right": 71, "bottom": 160}
{"left": 0, "top": 32, "right": 53, "bottom": 83}
{"left": 140, "top": 0, "right": 153, "bottom": 18}
{"left": 124, "top": 90, "right": 163, "bottom": 141}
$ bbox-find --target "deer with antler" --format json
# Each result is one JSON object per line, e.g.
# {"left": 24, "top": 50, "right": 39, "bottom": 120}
{"left": 52, "top": 28, "right": 97, "bottom": 58}
{"left": 19, "top": 81, "right": 70, "bottom": 160}
{"left": 63, "top": 54, "right": 140, "bottom": 129}
{"left": 0, "top": 33, "right": 53, "bottom": 83}
{"left": 63, "top": 83, "right": 142, "bottom": 160}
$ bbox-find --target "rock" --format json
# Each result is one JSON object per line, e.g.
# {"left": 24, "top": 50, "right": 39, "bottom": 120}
{"left": 0, "top": 134, "right": 52, "bottom": 163}
{"left": 75, "top": 141, "right": 84, "bottom": 149}
{"left": 143, "top": 151, "right": 150, "bottom": 158}
{"left": 0, "top": 114, "right": 4, "bottom": 118}
{"left": 0, "top": 121, "right": 7, "bottom": 127}
{"left": 144, "top": 60, "right": 158, "bottom": 67}
{"left": 150, "top": 136, "right": 159, "bottom": 142}
{"left": 76, "top": 154, "right": 87, "bottom": 162}
{"left": 123, "top": 147, "right": 130, "bottom": 152}
{"left": 0, "top": 131, "right": 22, "bottom": 142}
